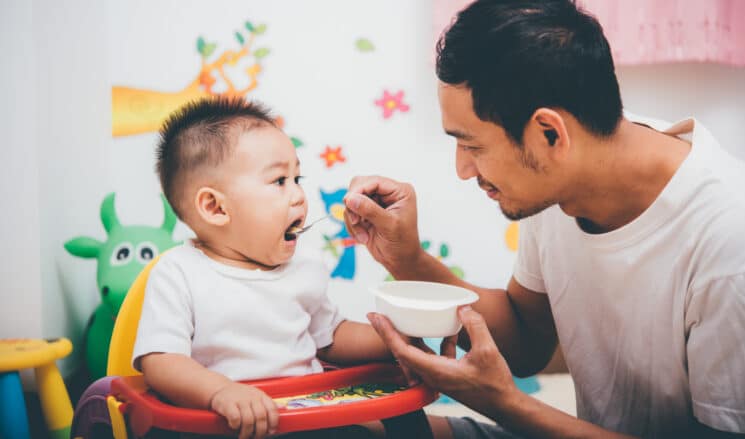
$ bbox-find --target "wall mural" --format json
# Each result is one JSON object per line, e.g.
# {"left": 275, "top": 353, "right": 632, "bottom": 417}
{"left": 111, "top": 20, "right": 270, "bottom": 137}
{"left": 384, "top": 240, "right": 464, "bottom": 281}
{"left": 319, "top": 146, "right": 347, "bottom": 169}
{"left": 374, "top": 90, "right": 410, "bottom": 119}
{"left": 355, "top": 38, "right": 376, "bottom": 53}
{"left": 99, "top": 6, "right": 526, "bottom": 400}
{"left": 320, "top": 188, "right": 357, "bottom": 280}
{"left": 505, "top": 221, "right": 519, "bottom": 252}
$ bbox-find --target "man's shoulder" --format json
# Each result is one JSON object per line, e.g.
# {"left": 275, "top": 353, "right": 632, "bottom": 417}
{"left": 623, "top": 111, "right": 673, "bottom": 130}
{"left": 688, "top": 200, "right": 745, "bottom": 291}
{"left": 688, "top": 118, "right": 745, "bottom": 181}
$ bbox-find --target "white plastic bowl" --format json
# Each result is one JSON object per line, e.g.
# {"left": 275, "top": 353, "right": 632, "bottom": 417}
{"left": 371, "top": 281, "right": 479, "bottom": 338}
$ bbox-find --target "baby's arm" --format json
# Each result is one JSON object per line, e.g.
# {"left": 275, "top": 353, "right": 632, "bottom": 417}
{"left": 140, "top": 353, "right": 278, "bottom": 439}
{"left": 317, "top": 320, "right": 394, "bottom": 364}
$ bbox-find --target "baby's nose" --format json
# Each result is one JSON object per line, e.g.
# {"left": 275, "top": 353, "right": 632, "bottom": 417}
{"left": 291, "top": 185, "right": 306, "bottom": 205}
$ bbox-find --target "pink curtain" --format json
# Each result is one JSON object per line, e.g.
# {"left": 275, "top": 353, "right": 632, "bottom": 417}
{"left": 433, "top": 0, "right": 745, "bottom": 66}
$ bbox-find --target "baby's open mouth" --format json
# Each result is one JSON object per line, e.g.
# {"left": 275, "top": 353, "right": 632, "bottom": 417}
{"left": 284, "top": 219, "right": 303, "bottom": 241}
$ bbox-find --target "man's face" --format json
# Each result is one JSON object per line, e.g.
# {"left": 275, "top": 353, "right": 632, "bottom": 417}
{"left": 220, "top": 126, "right": 308, "bottom": 266}
{"left": 438, "top": 82, "right": 558, "bottom": 220}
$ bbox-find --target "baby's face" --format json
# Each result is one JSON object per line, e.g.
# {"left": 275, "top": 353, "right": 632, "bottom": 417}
{"left": 220, "top": 126, "right": 307, "bottom": 266}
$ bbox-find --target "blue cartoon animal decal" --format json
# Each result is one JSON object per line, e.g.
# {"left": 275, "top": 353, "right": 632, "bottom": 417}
{"left": 320, "top": 188, "right": 356, "bottom": 279}
{"left": 64, "top": 193, "right": 180, "bottom": 379}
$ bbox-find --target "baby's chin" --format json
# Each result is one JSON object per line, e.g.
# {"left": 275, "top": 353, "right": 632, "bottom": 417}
{"left": 271, "top": 252, "right": 295, "bottom": 266}
{"left": 268, "top": 243, "right": 298, "bottom": 266}
{"left": 232, "top": 244, "right": 295, "bottom": 270}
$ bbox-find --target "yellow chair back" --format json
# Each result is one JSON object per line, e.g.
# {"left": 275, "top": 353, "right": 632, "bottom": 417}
{"left": 106, "top": 255, "right": 162, "bottom": 377}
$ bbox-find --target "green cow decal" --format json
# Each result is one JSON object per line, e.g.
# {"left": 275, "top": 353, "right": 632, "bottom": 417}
{"left": 65, "top": 192, "right": 180, "bottom": 379}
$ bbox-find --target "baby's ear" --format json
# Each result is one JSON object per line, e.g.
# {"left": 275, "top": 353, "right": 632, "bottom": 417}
{"left": 195, "top": 187, "right": 229, "bottom": 226}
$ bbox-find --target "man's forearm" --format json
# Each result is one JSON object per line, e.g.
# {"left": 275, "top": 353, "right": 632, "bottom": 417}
{"left": 386, "top": 247, "right": 456, "bottom": 283}
{"left": 483, "top": 389, "right": 636, "bottom": 439}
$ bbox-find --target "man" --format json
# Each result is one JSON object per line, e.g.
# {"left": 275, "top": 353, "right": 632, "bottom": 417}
{"left": 342, "top": 0, "right": 745, "bottom": 438}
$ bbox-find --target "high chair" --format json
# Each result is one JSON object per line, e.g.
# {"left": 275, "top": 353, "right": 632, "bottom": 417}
{"left": 71, "top": 256, "right": 438, "bottom": 438}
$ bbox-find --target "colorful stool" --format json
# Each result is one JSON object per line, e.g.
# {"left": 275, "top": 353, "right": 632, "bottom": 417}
{"left": 0, "top": 338, "right": 74, "bottom": 439}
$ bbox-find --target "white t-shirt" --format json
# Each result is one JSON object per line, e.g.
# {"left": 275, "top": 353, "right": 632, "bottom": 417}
{"left": 132, "top": 241, "right": 344, "bottom": 381}
{"left": 514, "top": 117, "right": 745, "bottom": 436}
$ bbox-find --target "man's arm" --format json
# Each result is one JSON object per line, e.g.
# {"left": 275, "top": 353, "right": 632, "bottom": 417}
{"left": 343, "top": 176, "right": 557, "bottom": 376}
{"left": 385, "top": 246, "right": 557, "bottom": 376}
{"left": 369, "top": 307, "right": 637, "bottom": 439}
{"left": 466, "top": 277, "right": 558, "bottom": 377}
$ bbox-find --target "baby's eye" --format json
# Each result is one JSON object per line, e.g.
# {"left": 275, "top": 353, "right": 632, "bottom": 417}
{"left": 294, "top": 176, "right": 305, "bottom": 185}
{"left": 274, "top": 177, "right": 287, "bottom": 186}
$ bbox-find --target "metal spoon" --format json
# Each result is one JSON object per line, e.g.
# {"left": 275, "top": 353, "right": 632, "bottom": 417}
{"left": 286, "top": 214, "right": 331, "bottom": 238}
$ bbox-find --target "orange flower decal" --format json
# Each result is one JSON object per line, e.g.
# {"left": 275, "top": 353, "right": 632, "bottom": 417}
{"left": 320, "top": 146, "right": 346, "bottom": 168}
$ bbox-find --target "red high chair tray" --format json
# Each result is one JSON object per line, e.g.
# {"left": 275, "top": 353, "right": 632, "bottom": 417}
{"left": 110, "top": 362, "right": 438, "bottom": 436}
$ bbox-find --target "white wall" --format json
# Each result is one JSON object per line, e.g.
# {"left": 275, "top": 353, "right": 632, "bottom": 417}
{"left": 617, "top": 63, "right": 745, "bottom": 160}
{"left": 1, "top": 0, "right": 743, "bottom": 379}
{"left": 33, "top": 0, "right": 113, "bottom": 376}
{"left": 0, "top": 1, "right": 42, "bottom": 339}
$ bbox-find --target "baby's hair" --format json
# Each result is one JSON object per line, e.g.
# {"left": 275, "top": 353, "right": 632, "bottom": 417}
{"left": 156, "top": 96, "right": 275, "bottom": 220}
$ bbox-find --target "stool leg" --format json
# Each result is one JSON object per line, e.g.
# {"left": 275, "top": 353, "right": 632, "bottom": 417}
{"left": 34, "top": 363, "right": 73, "bottom": 439}
{"left": 0, "top": 371, "right": 31, "bottom": 439}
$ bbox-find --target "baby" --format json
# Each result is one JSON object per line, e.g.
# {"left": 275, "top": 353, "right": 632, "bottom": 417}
{"left": 132, "top": 97, "right": 395, "bottom": 439}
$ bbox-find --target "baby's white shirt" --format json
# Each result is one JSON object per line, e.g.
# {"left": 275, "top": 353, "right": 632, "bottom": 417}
{"left": 132, "top": 241, "right": 344, "bottom": 381}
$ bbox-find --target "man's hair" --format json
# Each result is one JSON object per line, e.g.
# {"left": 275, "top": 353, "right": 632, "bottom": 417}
{"left": 436, "top": 0, "right": 622, "bottom": 144}
{"left": 156, "top": 96, "right": 275, "bottom": 219}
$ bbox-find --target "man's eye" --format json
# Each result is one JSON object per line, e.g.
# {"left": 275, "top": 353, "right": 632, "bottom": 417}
{"left": 275, "top": 177, "right": 287, "bottom": 186}
{"left": 294, "top": 176, "right": 305, "bottom": 184}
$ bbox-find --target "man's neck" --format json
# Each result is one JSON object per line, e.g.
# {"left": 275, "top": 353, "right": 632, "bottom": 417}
{"left": 559, "top": 118, "right": 691, "bottom": 234}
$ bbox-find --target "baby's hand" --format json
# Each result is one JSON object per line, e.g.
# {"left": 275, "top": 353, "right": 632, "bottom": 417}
{"left": 209, "top": 383, "right": 279, "bottom": 439}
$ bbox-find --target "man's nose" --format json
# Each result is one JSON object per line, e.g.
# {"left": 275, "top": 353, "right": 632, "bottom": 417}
{"left": 455, "top": 147, "right": 478, "bottom": 180}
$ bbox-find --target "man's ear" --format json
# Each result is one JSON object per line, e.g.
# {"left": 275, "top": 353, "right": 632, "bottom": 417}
{"left": 195, "top": 187, "right": 229, "bottom": 226}
{"left": 530, "top": 108, "right": 569, "bottom": 151}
